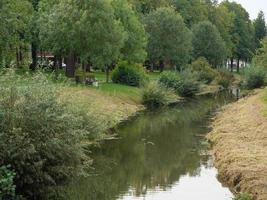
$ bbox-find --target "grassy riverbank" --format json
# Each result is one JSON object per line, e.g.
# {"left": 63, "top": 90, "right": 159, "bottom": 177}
{"left": 208, "top": 88, "right": 267, "bottom": 200}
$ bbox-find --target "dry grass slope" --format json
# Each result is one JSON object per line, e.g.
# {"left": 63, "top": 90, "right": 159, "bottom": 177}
{"left": 208, "top": 89, "right": 267, "bottom": 200}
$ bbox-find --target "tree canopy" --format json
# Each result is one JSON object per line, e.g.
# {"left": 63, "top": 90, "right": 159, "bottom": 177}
{"left": 144, "top": 7, "right": 192, "bottom": 69}
{"left": 192, "top": 21, "right": 227, "bottom": 67}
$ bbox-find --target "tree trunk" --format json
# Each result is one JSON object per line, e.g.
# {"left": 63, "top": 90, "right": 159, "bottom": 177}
{"left": 65, "top": 53, "right": 75, "bottom": 77}
{"left": 159, "top": 60, "right": 164, "bottom": 72}
{"left": 237, "top": 58, "right": 240, "bottom": 73}
{"left": 106, "top": 66, "right": 110, "bottom": 83}
{"left": 230, "top": 58, "right": 234, "bottom": 72}
{"left": 31, "top": 42, "right": 38, "bottom": 70}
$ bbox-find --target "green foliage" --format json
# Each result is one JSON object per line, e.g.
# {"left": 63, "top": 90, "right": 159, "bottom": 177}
{"left": 242, "top": 66, "right": 266, "bottom": 89}
{"left": 39, "top": 0, "right": 126, "bottom": 67}
{"left": 111, "top": 61, "right": 148, "bottom": 87}
{"left": 158, "top": 71, "right": 180, "bottom": 89}
{"left": 192, "top": 21, "right": 227, "bottom": 67}
{"left": 112, "top": 0, "right": 148, "bottom": 63}
{"left": 216, "top": 69, "right": 234, "bottom": 88}
{"left": 0, "top": 166, "right": 16, "bottom": 199}
{"left": 254, "top": 11, "right": 267, "bottom": 49}
{"left": 159, "top": 70, "right": 200, "bottom": 97}
{"left": 191, "top": 57, "right": 217, "bottom": 84}
{"left": 253, "top": 38, "right": 267, "bottom": 69}
{"left": 176, "top": 69, "right": 201, "bottom": 97}
{"left": 233, "top": 193, "right": 253, "bottom": 200}
{"left": 222, "top": 1, "right": 255, "bottom": 61}
{"left": 0, "top": 71, "right": 104, "bottom": 199}
{"left": 142, "top": 82, "right": 178, "bottom": 109}
{"left": 144, "top": 7, "right": 192, "bottom": 68}
{"left": 0, "top": 0, "right": 33, "bottom": 67}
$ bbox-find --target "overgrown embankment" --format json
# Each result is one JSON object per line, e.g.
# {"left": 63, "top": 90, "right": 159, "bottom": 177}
{"left": 208, "top": 89, "right": 267, "bottom": 200}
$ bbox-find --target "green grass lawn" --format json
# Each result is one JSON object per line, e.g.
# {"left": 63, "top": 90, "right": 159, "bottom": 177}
{"left": 94, "top": 83, "right": 142, "bottom": 104}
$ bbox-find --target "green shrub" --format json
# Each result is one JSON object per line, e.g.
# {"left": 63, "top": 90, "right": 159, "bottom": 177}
{"left": 191, "top": 57, "right": 217, "bottom": 84}
{"left": 0, "top": 72, "right": 101, "bottom": 199}
{"left": 111, "top": 61, "right": 148, "bottom": 87}
{"left": 176, "top": 69, "right": 201, "bottom": 97}
{"left": 216, "top": 69, "right": 234, "bottom": 88}
{"left": 0, "top": 166, "right": 16, "bottom": 199}
{"left": 142, "top": 82, "right": 178, "bottom": 109}
{"left": 242, "top": 66, "right": 266, "bottom": 89}
{"left": 233, "top": 193, "right": 253, "bottom": 200}
{"left": 159, "top": 70, "right": 200, "bottom": 97}
{"left": 158, "top": 71, "right": 180, "bottom": 89}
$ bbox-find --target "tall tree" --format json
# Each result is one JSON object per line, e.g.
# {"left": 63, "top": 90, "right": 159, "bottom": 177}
{"left": 253, "top": 38, "right": 267, "bottom": 69}
{"left": 254, "top": 11, "right": 267, "bottom": 49}
{"left": 0, "top": 0, "right": 33, "bottom": 68}
{"left": 112, "top": 0, "right": 148, "bottom": 63}
{"left": 222, "top": 1, "right": 255, "bottom": 72}
{"left": 144, "top": 7, "right": 192, "bottom": 71}
{"left": 192, "top": 21, "right": 227, "bottom": 67}
{"left": 39, "top": 0, "right": 126, "bottom": 80}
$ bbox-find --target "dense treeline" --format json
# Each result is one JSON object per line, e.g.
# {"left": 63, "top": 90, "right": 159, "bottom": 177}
{"left": 0, "top": 0, "right": 266, "bottom": 76}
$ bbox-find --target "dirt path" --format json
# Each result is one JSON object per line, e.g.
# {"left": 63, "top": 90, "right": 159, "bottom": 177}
{"left": 208, "top": 90, "right": 267, "bottom": 200}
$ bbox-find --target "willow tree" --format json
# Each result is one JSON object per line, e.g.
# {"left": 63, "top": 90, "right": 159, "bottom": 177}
{"left": 39, "top": 0, "right": 126, "bottom": 80}
{"left": 144, "top": 7, "right": 192, "bottom": 71}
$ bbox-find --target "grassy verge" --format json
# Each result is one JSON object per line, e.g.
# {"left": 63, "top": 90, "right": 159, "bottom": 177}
{"left": 208, "top": 89, "right": 267, "bottom": 200}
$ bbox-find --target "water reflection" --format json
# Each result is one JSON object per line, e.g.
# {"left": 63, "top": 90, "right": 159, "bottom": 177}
{"left": 66, "top": 92, "right": 235, "bottom": 200}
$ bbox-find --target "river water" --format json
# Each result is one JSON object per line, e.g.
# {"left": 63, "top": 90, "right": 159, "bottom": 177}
{"left": 66, "top": 92, "right": 236, "bottom": 200}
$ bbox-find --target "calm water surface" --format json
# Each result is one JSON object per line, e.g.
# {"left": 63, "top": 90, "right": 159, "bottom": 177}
{"left": 67, "top": 92, "right": 236, "bottom": 200}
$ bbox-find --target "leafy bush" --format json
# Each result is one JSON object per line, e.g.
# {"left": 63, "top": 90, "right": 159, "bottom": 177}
{"left": 242, "top": 66, "right": 266, "bottom": 89}
{"left": 216, "top": 69, "right": 234, "bottom": 88}
{"left": 111, "top": 61, "right": 148, "bottom": 87}
{"left": 0, "top": 72, "right": 101, "bottom": 199}
{"left": 158, "top": 71, "right": 180, "bottom": 89}
{"left": 176, "top": 69, "right": 201, "bottom": 97}
{"left": 142, "top": 82, "right": 178, "bottom": 109}
{"left": 0, "top": 166, "right": 16, "bottom": 199}
{"left": 159, "top": 70, "right": 200, "bottom": 97}
{"left": 191, "top": 57, "right": 217, "bottom": 84}
{"left": 233, "top": 193, "right": 252, "bottom": 200}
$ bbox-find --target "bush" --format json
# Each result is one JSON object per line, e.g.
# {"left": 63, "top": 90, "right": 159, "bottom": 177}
{"left": 159, "top": 70, "right": 201, "bottom": 97}
{"left": 0, "top": 72, "right": 101, "bottom": 199}
{"left": 142, "top": 82, "right": 178, "bottom": 109}
{"left": 158, "top": 71, "right": 180, "bottom": 89}
{"left": 233, "top": 193, "right": 253, "bottom": 200}
{"left": 111, "top": 61, "right": 148, "bottom": 87}
{"left": 242, "top": 66, "right": 266, "bottom": 89}
{"left": 176, "top": 69, "right": 201, "bottom": 97}
{"left": 191, "top": 57, "right": 217, "bottom": 84}
{"left": 0, "top": 166, "right": 16, "bottom": 199}
{"left": 216, "top": 69, "right": 234, "bottom": 89}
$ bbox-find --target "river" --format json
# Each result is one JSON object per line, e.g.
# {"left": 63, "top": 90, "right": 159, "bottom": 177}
{"left": 66, "top": 91, "right": 237, "bottom": 200}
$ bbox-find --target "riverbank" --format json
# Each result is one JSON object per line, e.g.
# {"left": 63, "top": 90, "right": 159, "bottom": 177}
{"left": 208, "top": 89, "right": 267, "bottom": 200}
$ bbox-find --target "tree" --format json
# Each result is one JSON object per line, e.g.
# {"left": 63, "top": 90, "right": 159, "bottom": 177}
{"left": 222, "top": 1, "right": 255, "bottom": 72}
{"left": 192, "top": 21, "right": 227, "bottom": 67}
{"left": 129, "top": 0, "right": 170, "bottom": 15}
{"left": 170, "top": 0, "right": 209, "bottom": 27}
{"left": 112, "top": 0, "right": 148, "bottom": 63}
{"left": 144, "top": 7, "right": 192, "bottom": 71}
{"left": 210, "top": 3, "right": 234, "bottom": 58}
{"left": 253, "top": 37, "right": 267, "bottom": 69}
{"left": 39, "top": 0, "right": 126, "bottom": 81}
{"left": 0, "top": 0, "right": 33, "bottom": 68}
{"left": 254, "top": 11, "right": 267, "bottom": 49}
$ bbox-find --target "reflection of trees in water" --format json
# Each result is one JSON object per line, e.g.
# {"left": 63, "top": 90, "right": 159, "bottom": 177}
{"left": 65, "top": 92, "right": 235, "bottom": 200}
